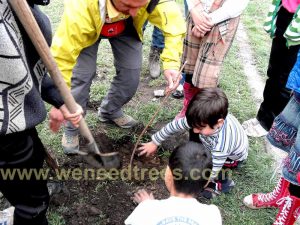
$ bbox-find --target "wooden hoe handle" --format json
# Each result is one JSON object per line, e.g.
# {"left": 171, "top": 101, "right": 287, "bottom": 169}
{"left": 9, "top": 0, "right": 96, "bottom": 146}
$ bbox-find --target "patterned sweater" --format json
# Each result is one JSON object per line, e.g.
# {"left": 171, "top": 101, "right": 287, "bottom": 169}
{"left": 152, "top": 114, "right": 249, "bottom": 179}
{"left": 264, "top": 0, "right": 300, "bottom": 47}
{"left": 0, "top": 0, "right": 63, "bottom": 135}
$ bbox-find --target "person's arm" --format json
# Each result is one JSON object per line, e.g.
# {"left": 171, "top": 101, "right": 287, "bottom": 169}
{"left": 284, "top": 10, "right": 300, "bottom": 47}
{"left": 148, "top": 0, "right": 186, "bottom": 90}
{"left": 210, "top": 150, "right": 229, "bottom": 180}
{"left": 185, "top": 0, "right": 201, "bottom": 11}
{"left": 50, "top": 0, "right": 101, "bottom": 87}
{"left": 209, "top": 0, "right": 249, "bottom": 25}
{"left": 42, "top": 75, "right": 83, "bottom": 132}
{"left": 137, "top": 117, "right": 190, "bottom": 156}
{"left": 41, "top": 74, "right": 64, "bottom": 109}
{"left": 152, "top": 117, "right": 190, "bottom": 145}
{"left": 125, "top": 194, "right": 156, "bottom": 225}
{"left": 185, "top": 0, "right": 214, "bottom": 37}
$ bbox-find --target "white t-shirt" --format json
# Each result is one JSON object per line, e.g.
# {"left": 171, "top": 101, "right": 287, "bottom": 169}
{"left": 125, "top": 196, "right": 222, "bottom": 225}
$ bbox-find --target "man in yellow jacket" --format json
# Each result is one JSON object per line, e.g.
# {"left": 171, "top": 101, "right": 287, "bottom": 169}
{"left": 51, "top": 0, "right": 185, "bottom": 154}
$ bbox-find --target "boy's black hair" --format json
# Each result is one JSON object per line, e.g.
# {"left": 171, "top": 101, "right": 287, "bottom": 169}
{"left": 168, "top": 141, "right": 212, "bottom": 196}
{"left": 186, "top": 88, "right": 228, "bottom": 129}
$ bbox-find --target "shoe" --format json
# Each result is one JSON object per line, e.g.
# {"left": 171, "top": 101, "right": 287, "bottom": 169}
{"left": 200, "top": 182, "right": 221, "bottom": 199}
{"left": 148, "top": 47, "right": 162, "bottom": 79}
{"left": 200, "top": 179, "right": 235, "bottom": 199}
{"left": 242, "top": 118, "right": 268, "bottom": 137}
{"left": 62, "top": 133, "right": 80, "bottom": 155}
{"left": 99, "top": 113, "right": 138, "bottom": 129}
{"left": 175, "top": 82, "right": 200, "bottom": 120}
{"left": 243, "top": 177, "right": 290, "bottom": 209}
{"left": 172, "top": 84, "right": 184, "bottom": 99}
{"left": 47, "top": 181, "right": 63, "bottom": 196}
{"left": 221, "top": 179, "right": 235, "bottom": 193}
{"left": 273, "top": 195, "right": 300, "bottom": 225}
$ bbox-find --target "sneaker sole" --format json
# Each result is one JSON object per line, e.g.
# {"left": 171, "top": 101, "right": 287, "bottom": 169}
{"left": 63, "top": 146, "right": 80, "bottom": 155}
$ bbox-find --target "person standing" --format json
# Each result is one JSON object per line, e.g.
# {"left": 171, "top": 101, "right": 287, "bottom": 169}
{"left": 51, "top": 0, "right": 186, "bottom": 154}
{"left": 176, "top": 0, "right": 249, "bottom": 119}
{"left": 243, "top": 50, "right": 300, "bottom": 225}
{"left": 0, "top": 0, "right": 83, "bottom": 224}
{"left": 243, "top": 0, "right": 300, "bottom": 137}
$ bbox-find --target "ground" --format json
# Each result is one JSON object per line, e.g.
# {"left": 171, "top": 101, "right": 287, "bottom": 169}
{"left": 46, "top": 77, "right": 191, "bottom": 225}
{"left": 0, "top": 0, "right": 281, "bottom": 224}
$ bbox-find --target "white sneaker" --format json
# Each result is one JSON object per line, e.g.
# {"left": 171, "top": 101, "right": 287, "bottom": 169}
{"left": 242, "top": 118, "right": 268, "bottom": 137}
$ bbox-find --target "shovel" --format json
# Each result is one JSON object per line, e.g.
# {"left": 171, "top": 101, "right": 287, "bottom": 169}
{"left": 9, "top": 0, "right": 120, "bottom": 169}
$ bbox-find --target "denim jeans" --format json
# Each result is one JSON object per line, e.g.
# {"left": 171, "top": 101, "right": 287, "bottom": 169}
{"left": 151, "top": 26, "right": 164, "bottom": 49}
{"left": 267, "top": 94, "right": 300, "bottom": 185}
{"left": 184, "top": 0, "right": 188, "bottom": 17}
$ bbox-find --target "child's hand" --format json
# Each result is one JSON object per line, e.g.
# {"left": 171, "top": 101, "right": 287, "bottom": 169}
{"left": 137, "top": 141, "right": 158, "bottom": 157}
{"left": 133, "top": 189, "right": 154, "bottom": 204}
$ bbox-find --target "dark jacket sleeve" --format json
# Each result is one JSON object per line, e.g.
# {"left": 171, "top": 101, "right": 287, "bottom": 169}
{"left": 41, "top": 75, "right": 64, "bottom": 109}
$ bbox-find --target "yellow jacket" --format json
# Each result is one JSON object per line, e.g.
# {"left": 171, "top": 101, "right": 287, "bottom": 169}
{"left": 51, "top": 0, "right": 186, "bottom": 87}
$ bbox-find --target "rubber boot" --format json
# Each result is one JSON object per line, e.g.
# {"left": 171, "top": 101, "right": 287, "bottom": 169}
{"left": 175, "top": 82, "right": 200, "bottom": 120}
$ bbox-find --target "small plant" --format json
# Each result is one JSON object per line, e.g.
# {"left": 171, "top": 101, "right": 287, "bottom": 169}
{"left": 48, "top": 211, "right": 66, "bottom": 225}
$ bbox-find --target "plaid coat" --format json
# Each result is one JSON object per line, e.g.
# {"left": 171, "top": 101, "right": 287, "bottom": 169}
{"left": 181, "top": 0, "right": 240, "bottom": 88}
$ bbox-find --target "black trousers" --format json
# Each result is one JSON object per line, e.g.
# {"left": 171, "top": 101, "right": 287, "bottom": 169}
{"left": 257, "top": 6, "right": 300, "bottom": 130}
{"left": 0, "top": 128, "right": 49, "bottom": 225}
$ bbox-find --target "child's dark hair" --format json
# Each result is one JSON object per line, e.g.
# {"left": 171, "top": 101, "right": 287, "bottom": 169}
{"left": 186, "top": 88, "right": 228, "bottom": 129}
{"left": 168, "top": 141, "right": 212, "bottom": 196}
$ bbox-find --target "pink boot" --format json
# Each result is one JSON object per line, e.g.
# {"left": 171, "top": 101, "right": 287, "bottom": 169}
{"left": 175, "top": 82, "right": 200, "bottom": 120}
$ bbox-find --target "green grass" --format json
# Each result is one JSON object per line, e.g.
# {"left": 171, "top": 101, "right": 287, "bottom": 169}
{"left": 37, "top": 0, "right": 279, "bottom": 224}
{"left": 47, "top": 210, "right": 66, "bottom": 225}
{"left": 241, "top": 0, "right": 271, "bottom": 78}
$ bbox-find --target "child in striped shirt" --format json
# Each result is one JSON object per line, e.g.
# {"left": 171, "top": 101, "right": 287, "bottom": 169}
{"left": 138, "top": 88, "right": 248, "bottom": 199}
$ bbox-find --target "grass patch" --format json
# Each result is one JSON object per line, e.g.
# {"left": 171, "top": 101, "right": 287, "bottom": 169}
{"left": 241, "top": 0, "right": 271, "bottom": 78}
{"left": 47, "top": 211, "right": 66, "bottom": 225}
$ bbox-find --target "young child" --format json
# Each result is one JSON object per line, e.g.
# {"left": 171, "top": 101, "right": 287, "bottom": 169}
{"left": 125, "top": 141, "right": 222, "bottom": 225}
{"left": 243, "top": 50, "right": 300, "bottom": 225}
{"left": 138, "top": 87, "right": 248, "bottom": 198}
{"left": 176, "top": 0, "right": 249, "bottom": 119}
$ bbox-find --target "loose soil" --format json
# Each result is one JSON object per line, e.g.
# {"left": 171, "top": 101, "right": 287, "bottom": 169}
{"left": 0, "top": 69, "right": 193, "bottom": 225}
{"left": 47, "top": 77, "right": 191, "bottom": 225}
{"left": 0, "top": 75, "right": 192, "bottom": 225}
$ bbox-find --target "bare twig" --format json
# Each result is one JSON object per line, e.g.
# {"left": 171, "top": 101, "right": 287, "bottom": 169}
{"left": 129, "top": 61, "right": 188, "bottom": 166}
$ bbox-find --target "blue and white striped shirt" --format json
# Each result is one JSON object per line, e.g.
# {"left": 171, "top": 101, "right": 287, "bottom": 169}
{"left": 152, "top": 114, "right": 248, "bottom": 179}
